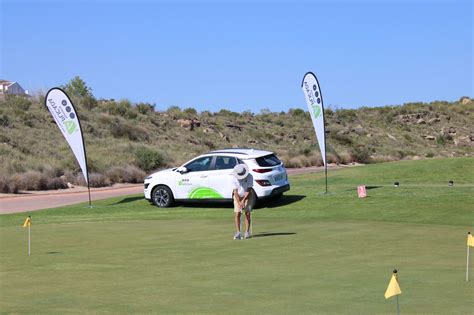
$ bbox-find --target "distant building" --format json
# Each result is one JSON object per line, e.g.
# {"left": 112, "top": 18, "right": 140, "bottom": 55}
{"left": 0, "top": 80, "right": 28, "bottom": 96}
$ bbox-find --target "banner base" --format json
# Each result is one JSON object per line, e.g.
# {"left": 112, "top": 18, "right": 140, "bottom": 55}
{"left": 319, "top": 192, "right": 334, "bottom": 196}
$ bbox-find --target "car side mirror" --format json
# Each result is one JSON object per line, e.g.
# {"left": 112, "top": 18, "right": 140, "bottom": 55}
{"left": 177, "top": 166, "right": 188, "bottom": 174}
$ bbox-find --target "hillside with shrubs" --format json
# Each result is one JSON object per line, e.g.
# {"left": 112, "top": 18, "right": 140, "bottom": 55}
{"left": 0, "top": 77, "right": 473, "bottom": 193}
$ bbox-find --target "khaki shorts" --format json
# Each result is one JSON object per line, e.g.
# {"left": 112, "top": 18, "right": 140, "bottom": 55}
{"left": 233, "top": 191, "right": 256, "bottom": 213}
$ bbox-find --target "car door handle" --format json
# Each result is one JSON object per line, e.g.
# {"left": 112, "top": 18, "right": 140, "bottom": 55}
{"left": 200, "top": 175, "right": 208, "bottom": 178}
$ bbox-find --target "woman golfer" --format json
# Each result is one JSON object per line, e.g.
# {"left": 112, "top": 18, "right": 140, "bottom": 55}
{"left": 232, "top": 164, "right": 255, "bottom": 240}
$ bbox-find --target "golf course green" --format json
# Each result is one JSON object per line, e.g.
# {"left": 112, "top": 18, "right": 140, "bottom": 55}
{"left": 1, "top": 157, "right": 473, "bottom": 314}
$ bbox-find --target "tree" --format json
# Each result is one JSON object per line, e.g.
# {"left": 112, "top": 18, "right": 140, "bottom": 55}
{"left": 62, "top": 76, "right": 97, "bottom": 109}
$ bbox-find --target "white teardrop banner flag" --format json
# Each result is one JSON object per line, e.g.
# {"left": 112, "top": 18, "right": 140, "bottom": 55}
{"left": 301, "top": 72, "right": 327, "bottom": 166}
{"left": 45, "top": 88, "right": 89, "bottom": 185}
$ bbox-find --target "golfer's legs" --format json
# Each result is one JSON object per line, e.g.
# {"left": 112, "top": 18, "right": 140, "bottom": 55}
{"left": 233, "top": 194, "right": 242, "bottom": 232}
{"left": 244, "top": 211, "right": 251, "bottom": 233}
{"left": 243, "top": 192, "right": 255, "bottom": 233}
{"left": 234, "top": 212, "right": 241, "bottom": 232}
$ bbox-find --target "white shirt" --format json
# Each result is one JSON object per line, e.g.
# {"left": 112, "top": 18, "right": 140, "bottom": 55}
{"left": 232, "top": 174, "right": 253, "bottom": 198}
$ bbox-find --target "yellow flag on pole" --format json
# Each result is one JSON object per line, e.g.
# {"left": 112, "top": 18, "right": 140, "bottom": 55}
{"left": 384, "top": 273, "right": 402, "bottom": 299}
{"left": 22, "top": 216, "right": 31, "bottom": 228}
{"left": 468, "top": 234, "right": 474, "bottom": 247}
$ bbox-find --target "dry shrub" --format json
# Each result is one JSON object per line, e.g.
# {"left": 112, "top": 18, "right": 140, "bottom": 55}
{"left": 0, "top": 175, "right": 18, "bottom": 193}
{"left": 40, "top": 165, "right": 64, "bottom": 178}
{"left": 286, "top": 157, "right": 304, "bottom": 168}
{"left": 308, "top": 154, "right": 323, "bottom": 167}
{"left": 0, "top": 175, "right": 8, "bottom": 193}
{"left": 338, "top": 151, "right": 352, "bottom": 164}
{"left": 300, "top": 156, "right": 313, "bottom": 167}
{"left": 63, "top": 171, "right": 77, "bottom": 184}
{"left": 370, "top": 155, "right": 398, "bottom": 163}
{"left": 19, "top": 171, "right": 48, "bottom": 190}
{"left": 123, "top": 166, "right": 145, "bottom": 183}
{"left": 4, "top": 171, "right": 68, "bottom": 192}
{"left": 106, "top": 165, "right": 145, "bottom": 184}
{"left": 86, "top": 173, "right": 111, "bottom": 188}
{"left": 283, "top": 154, "right": 324, "bottom": 168}
{"left": 326, "top": 152, "right": 339, "bottom": 164}
{"left": 105, "top": 167, "right": 123, "bottom": 184}
{"left": 105, "top": 167, "right": 124, "bottom": 184}
{"left": 46, "top": 177, "right": 68, "bottom": 190}
{"left": 8, "top": 174, "right": 22, "bottom": 193}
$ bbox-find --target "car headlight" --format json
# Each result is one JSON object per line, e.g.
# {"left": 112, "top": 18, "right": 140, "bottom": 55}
{"left": 145, "top": 175, "right": 153, "bottom": 180}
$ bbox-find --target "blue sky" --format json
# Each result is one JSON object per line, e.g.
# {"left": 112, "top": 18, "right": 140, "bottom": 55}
{"left": 1, "top": 0, "right": 472, "bottom": 112}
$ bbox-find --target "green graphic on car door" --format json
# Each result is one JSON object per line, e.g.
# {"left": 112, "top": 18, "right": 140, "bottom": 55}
{"left": 188, "top": 187, "right": 223, "bottom": 199}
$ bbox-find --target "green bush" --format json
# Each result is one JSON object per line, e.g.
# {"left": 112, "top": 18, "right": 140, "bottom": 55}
{"left": 351, "top": 146, "right": 372, "bottom": 164}
{"left": 134, "top": 146, "right": 165, "bottom": 172}
{"left": 0, "top": 114, "right": 10, "bottom": 127}
{"left": 332, "top": 132, "right": 353, "bottom": 145}
{"left": 335, "top": 109, "right": 357, "bottom": 122}
{"left": 218, "top": 109, "right": 239, "bottom": 117}
{"left": 106, "top": 99, "right": 134, "bottom": 117}
{"left": 109, "top": 118, "right": 149, "bottom": 141}
{"left": 183, "top": 107, "right": 198, "bottom": 115}
{"left": 436, "top": 134, "right": 446, "bottom": 145}
{"left": 288, "top": 108, "right": 306, "bottom": 117}
{"left": 3, "top": 95, "right": 31, "bottom": 111}
{"left": 62, "top": 76, "right": 97, "bottom": 110}
{"left": 136, "top": 103, "right": 155, "bottom": 115}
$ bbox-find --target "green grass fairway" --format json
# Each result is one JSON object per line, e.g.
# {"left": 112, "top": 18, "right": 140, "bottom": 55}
{"left": 1, "top": 157, "right": 473, "bottom": 314}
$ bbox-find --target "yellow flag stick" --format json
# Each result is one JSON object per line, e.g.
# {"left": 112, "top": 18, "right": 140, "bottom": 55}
{"left": 467, "top": 232, "right": 473, "bottom": 282}
{"left": 22, "top": 216, "right": 31, "bottom": 256}
{"left": 385, "top": 269, "right": 401, "bottom": 315}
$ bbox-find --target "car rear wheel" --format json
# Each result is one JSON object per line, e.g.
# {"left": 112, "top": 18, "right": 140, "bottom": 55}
{"left": 152, "top": 185, "right": 174, "bottom": 207}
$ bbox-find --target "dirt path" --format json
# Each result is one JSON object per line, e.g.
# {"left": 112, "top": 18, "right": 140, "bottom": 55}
{"left": 0, "top": 164, "right": 352, "bottom": 214}
{"left": 0, "top": 184, "right": 144, "bottom": 214}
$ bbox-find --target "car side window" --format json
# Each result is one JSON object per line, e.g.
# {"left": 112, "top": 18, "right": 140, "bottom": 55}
{"left": 184, "top": 156, "right": 213, "bottom": 172}
{"left": 214, "top": 156, "right": 237, "bottom": 170}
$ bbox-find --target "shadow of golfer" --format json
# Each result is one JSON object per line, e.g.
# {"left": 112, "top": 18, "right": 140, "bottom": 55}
{"left": 253, "top": 232, "right": 297, "bottom": 238}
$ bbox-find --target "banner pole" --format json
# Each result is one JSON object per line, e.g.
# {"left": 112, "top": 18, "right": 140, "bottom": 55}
{"left": 323, "top": 111, "right": 328, "bottom": 194}
{"left": 87, "top": 182, "right": 92, "bottom": 208}
{"left": 324, "top": 161, "right": 328, "bottom": 194}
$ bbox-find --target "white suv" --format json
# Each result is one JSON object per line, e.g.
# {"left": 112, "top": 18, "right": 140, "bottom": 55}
{"left": 144, "top": 148, "right": 290, "bottom": 207}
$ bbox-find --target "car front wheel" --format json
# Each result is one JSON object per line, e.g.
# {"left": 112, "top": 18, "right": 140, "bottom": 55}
{"left": 152, "top": 185, "right": 174, "bottom": 208}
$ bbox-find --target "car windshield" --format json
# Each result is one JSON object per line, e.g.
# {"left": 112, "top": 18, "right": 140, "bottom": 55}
{"left": 255, "top": 154, "right": 281, "bottom": 167}
{"left": 184, "top": 156, "right": 213, "bottom": 172}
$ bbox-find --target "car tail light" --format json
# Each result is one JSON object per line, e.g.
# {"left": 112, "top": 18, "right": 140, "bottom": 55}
{"left": 255, "top": 180, "right": 272, "bottom": 186}
{"left": 253, "top": 168, "right": 272, "bottom": 173}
